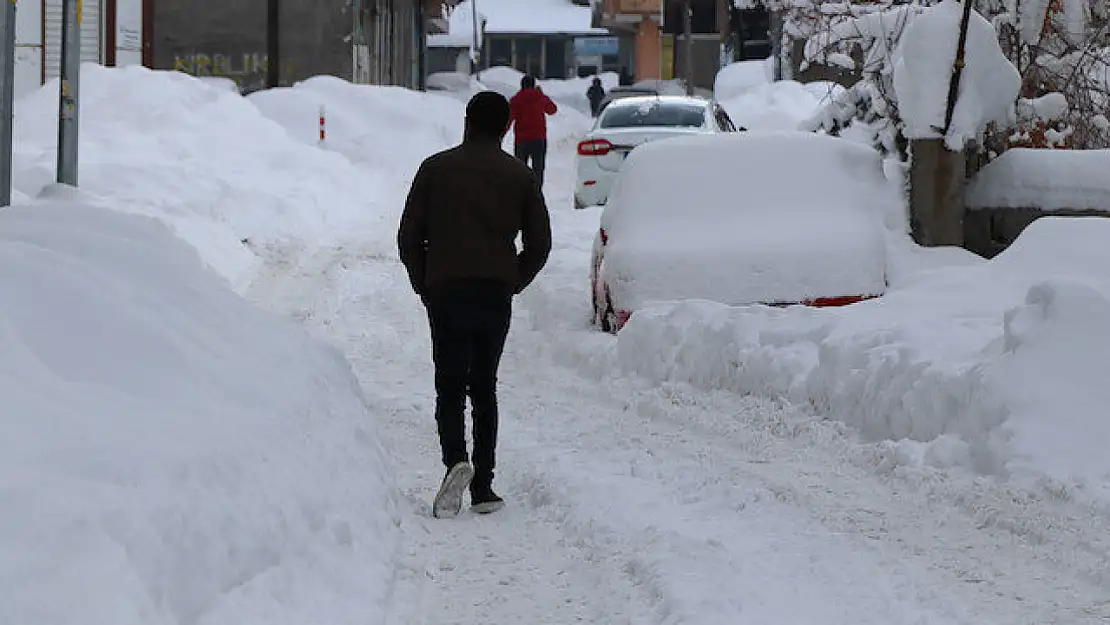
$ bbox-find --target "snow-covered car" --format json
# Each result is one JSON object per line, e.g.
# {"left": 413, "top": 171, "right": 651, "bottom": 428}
{"left": 590, "top": 131, "right": 891, "bottom": 332}
{"left": 574, "top": 95, "right": 739, "bottom": 209}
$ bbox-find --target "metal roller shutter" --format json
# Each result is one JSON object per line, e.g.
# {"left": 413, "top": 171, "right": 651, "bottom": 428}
{"left": 44, "top": 0, "right": 102, "bottom": 80}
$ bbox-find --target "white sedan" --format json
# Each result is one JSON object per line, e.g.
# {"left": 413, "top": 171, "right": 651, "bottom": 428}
{"left": 574, "top": 95, "right": 739, "bottom": 209}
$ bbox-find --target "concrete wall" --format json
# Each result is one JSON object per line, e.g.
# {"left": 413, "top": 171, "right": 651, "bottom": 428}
{"left": 153, "top": 0, "right": 352, "bottom": 93}
{"left": 909, "top": 139, "right": 966, "bottom": 247}
{"left": 964, "top": 209, "right": 1110, "bottom": 258}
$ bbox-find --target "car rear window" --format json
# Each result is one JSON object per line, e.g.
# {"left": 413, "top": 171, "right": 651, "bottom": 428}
{"left": 599, "top": 101, "right": 707, "bottom": 129}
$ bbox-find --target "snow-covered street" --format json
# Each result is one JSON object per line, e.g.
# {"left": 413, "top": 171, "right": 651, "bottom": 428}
{"left": 249, "top": 147, "right": 1110, "bottom": 624}
{"left": 5, "top": 64, "right": 1110, "bottom": 624}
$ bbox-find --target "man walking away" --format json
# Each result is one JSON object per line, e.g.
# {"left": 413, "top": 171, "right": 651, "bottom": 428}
{"left": 509, "top": 75, "right": 558, "bottom": 188}
{"left": 586, "top": 76, "right": 606, "bottom": 118}
{"left": 398, "top": 91, "right": 553, "bottom": 519}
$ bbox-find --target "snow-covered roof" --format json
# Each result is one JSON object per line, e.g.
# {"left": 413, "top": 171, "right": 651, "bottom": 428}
{"left": 429, "top": 0, "right": 607, "bottom": 47}
{"left": 966, "top": 148, "right": 1110, "bottom": 211}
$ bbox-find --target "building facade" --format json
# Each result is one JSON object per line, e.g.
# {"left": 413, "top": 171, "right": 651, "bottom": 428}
{"left": 427, "top": 0, "right": 615, "bottom": 81}
{"left": 354, "top": 0, "right": 448, "bottom": 89}
{"left": 593, "top": 0, "right": 771, "bottom": 88}
{"left": 154, "top": 0, "right": 353, "bottom": 93}
{"left": 12, "top": 0, "right": 440, "bottom": 99}
{"left": 591, "top": 0, "right": 664, "bottom": 82}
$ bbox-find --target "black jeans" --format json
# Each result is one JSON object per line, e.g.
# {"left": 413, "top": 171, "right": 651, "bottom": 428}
{"left": 424, "top": 280, "right": 512, "bottom": 489}
{"left": 514, "top": 139, "right": 548, "bottom": 188}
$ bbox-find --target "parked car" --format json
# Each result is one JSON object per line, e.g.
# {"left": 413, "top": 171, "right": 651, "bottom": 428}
{"left": 574, "top": 95, "right": 739, "bottom": 209}
{"left": 590, "top": 131, "right": 891, "bottom": 333}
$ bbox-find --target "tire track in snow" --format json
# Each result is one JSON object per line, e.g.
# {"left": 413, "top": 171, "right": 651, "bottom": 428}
{"left": 504, "top": 324, "right": 1110, "bottom": 624}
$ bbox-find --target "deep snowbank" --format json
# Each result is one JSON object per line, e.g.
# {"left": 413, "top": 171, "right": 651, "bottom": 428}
{"left": 13, "top": 65, "right": 381, "bottom": 287}
{"left": 713, "top": 58, "right": 774, "bottom": 101}
{"left": 0, "top": 201, "right": 398, "bottom": 624}
{"left": 617, "top": 217, "right": 1110, "bottom": 501}
{"left": 253, "top": 70, "right": 595, "bottom": 165}
{"left": 13, "top": 65, "right": 592, "bottom": 287}
{"left": 249, "top": 76, "right": 465, "bottom": 180}
{"left": 719, "top": 79, "right": 843, "bottom": 131}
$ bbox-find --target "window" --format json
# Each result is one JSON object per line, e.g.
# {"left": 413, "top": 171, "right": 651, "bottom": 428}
{"left": 600, "top": 101, "right": 708, "bottom": 129}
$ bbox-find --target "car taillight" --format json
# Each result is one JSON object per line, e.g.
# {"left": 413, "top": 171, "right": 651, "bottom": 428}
{"left": 599, "top": 228, "right": 608, "bottom": 245}
{"left": 578, "top": 139, "right": 613, "bottom": 156}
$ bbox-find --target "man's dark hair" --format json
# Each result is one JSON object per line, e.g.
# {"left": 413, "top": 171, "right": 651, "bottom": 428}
{"left": 521, "top": 75, "right": 536, "bottom": 90}
{"left": 465, "top": 91, "right": 511, "bottom": 139}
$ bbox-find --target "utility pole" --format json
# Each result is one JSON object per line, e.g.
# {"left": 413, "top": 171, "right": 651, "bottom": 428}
{"left": 352, "top": 0, "right": 362, "bottom": 83}
{"left": 941, "top": 0, "right": 975, "bottom": 135}
{"left": 682, "top": 0, "right": 694, "bottom": 95}
{"left": 416, "top": 0, "right": 426, "bottom": 90}
{"left": 470, "top": 0, "right": 481, "bottom": 79}
{"left": 57, "top": 0, "right": 80, "bottom": 186}
{"left": 267, "top": 0, "right": 280, "bottom": 88}
{"left": 769, "top": 7, "right": 784, "bottom": 81}
{"left": 1, "top": 0, "right": 16, "bottom": 206}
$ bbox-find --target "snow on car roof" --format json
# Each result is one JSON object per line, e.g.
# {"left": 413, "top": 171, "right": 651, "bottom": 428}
{"left": 603, "top": 95, "right": 711, "bottom": 108}
{"left": 598, "top": 131, "right": 893, "bottom": 308}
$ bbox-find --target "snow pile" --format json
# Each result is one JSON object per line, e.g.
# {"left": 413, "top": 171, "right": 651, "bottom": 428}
{"left": 0, "top": 201, "right": 397, "bottom": 624}
{"left": 994, "top": 280, "right": 1110, "bottom": 501}
{"left": 13, "top": 65, "right": 593, "bottom": 285}
{"left": 13, "top": 64, "right": 383, "bottom": 287}
{"left": 427, "top": 71, "right": 484, "bottom": 99}
{"left": 249, "top": 76, "right": 464, "bottom": 191}
{"left": 892, "top": 0, "right": 1021, "bottom": 149}
{"left": 965, "top": 148, "right": 1110, "bottom": 210}
{"left": 713, "top": 58, "right": 774, "bottom": 101}
{"left": 720, "top": 79, "right": 843, "bottom": 131}
{"left": 617, "top": 217, "right": 1110, "bottom": 500}
{"left": 252, "top": 69, "right": 594, "bottom": 158}
{"left": 599, "top": 131, "right": 890, "bottom": 312}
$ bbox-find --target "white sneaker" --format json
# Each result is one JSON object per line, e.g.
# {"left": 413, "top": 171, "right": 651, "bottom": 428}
{"left": 432, "top": 461, "right": 475, "bottom": 519}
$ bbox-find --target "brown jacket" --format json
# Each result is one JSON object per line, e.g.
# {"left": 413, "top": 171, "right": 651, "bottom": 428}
{"left": 397, "top": 139, "right": 552, "bottom": 296}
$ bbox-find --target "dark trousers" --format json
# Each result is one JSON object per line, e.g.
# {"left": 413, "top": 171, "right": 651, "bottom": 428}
{"left": 514, "top": 139, "right": 548, "bottom": 188}
{"left": 424, "top": 280, "right": 512, "bottom": 489}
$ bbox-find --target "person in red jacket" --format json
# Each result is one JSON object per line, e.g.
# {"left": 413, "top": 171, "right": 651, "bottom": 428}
{"left": 508, "top": 75, "right": 558, "bottom": 188}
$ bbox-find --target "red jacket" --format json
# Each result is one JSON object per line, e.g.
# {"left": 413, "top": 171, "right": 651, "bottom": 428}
{"left": 509, "top": 88, "right": 558, "bottom": 143}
